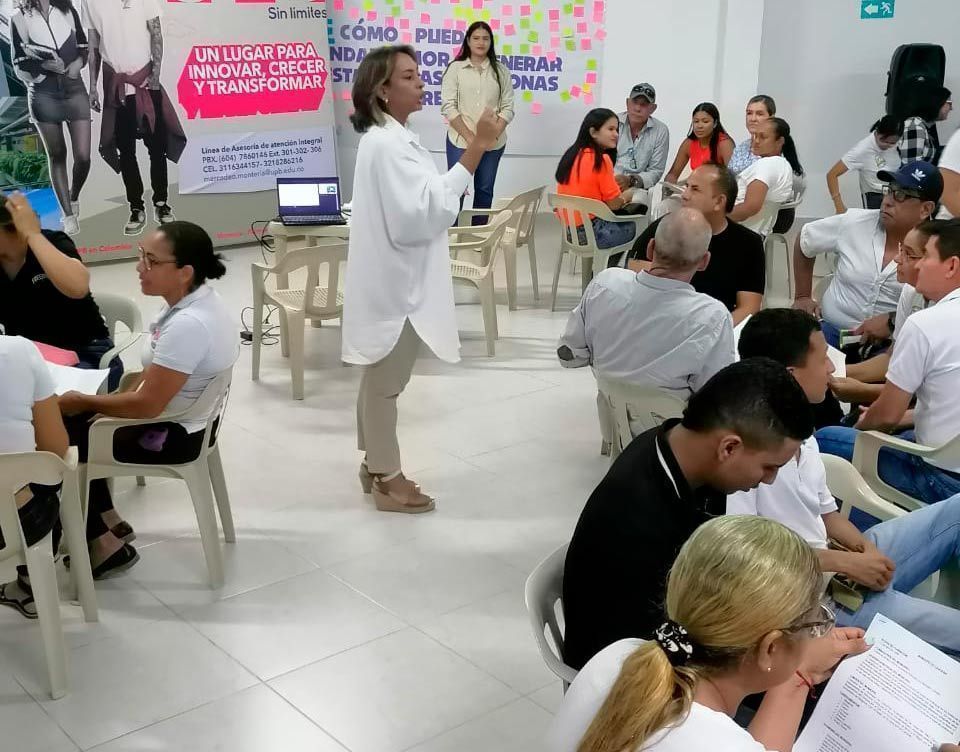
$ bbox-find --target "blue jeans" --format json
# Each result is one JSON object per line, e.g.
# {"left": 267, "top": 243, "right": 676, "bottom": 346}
{"left": 567, "top": 218, "right": 637, "bottom": 250}
{"left": 445, "top": 138, "right": 505, "bottom": 224}
{"left": 75, "top": 337, "right": 123, "bottom": 393}
{"left": 820, "top": 319, "right": 842, "bottom": 349}
{"left": 834, "top": 494, "right": 960, "bottom": 657}
{"left": 816, "top": 426, "right": 960, "bottom": 505}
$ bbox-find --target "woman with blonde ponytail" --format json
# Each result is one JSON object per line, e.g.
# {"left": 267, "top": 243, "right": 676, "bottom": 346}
{"left": 547, "top": 516, "right": 870, "bottom": 752}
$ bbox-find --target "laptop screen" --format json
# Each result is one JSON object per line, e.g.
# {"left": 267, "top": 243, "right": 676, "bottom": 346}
{"left": 277, "top": 178, "right": 341, "bottom": 216}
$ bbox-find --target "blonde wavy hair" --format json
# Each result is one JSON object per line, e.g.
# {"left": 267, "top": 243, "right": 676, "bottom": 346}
{"left": 577, "top": 516, "right": 821, "bottom": 752}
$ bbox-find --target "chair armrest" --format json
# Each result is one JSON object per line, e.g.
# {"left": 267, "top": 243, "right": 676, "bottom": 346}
{"left": 855, "top": 430, "right": 937, "bottom": 460}
{"left": 98, "top": 332, "right": 143, "bottom": 370}
{"left": 86, "top": 412, "right": 185, "bottom": 465}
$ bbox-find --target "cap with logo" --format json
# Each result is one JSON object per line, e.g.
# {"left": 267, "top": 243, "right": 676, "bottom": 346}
{"left": 877, "top": 160, "right": 944, "bottom": 202}
{"left": 628, "top": 83, "right": 656, "bottom": 103}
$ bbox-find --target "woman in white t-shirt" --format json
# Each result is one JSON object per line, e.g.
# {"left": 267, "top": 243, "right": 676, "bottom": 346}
{"left": 547, "top": 516, "right": 869, "bottom": 752}
{"left": 938, "top": 127, "right": 960, "bottom": 219}
{"left": 57, "top": 222, "right": 238, "bottom": 579}
{"left": 0, "top": 335, "right": 69, "bottom": 618}
{"left": 826, "top": 116, "right": 902, "bottom": 213}
{"left": 729, "top": 118, "right": 803, "bottom": 237}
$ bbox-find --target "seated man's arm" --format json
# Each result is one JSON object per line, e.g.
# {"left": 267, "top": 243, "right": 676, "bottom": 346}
{"left": 855, "top": 381, "right": 912, "bottom": 432}
{"left": 846, "top": 351, "right": 891, "bottom": 383}
{"left": 820, "top": 512, "right": 895, "bottom": 590}
{"left": 858, "top": 318, "right": 926, "bottom": 432}
{"left": 792, "top": 213, "right": 845, "bottom": 312}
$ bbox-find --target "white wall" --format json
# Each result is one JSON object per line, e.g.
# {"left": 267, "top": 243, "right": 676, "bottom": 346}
{"left": 336, "top": 0, "right": 766, "bottom": 203}
{"left": 758, "top": 0, "right": 960, "bottom": 218}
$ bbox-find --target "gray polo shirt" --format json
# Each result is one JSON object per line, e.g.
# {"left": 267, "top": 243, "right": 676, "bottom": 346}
{"left": 614, "top": 114, "right": 670, "bottom": 189}
{"left": 558, "top": 269, "right": 734, "bottom": 398}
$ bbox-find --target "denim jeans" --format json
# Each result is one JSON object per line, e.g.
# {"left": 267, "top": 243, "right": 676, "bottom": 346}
{"left": 567, "top": 218, "right": 637, "bottom": 250}
{"left": 816, "top": 426, "right": 960, "bottom": 505}
{"left": 833, "top": 494, "right": 960, "bottom": 657}
{"left": 820, "top": 319, "right": 842, "bottom": 349}
{"left": 445, "top": 138, "right": 505, "bottom": 224}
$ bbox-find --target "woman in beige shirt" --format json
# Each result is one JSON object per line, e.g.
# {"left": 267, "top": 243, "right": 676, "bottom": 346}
{"left": 441, "top": 21, "right": 515, "bottom": 220}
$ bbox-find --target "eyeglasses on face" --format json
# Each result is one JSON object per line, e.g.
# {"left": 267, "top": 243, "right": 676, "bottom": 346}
{"left": 782, "top": 602, "right": 835, "bottom": 640}
{"left": 882, "top": 185, "right": 923, "bottom": 203}
{"left": 897, "top": 241, "right": 926, "bottom": 261}
{"left": 137, "top": 245, "right": 178, "bottom": 271}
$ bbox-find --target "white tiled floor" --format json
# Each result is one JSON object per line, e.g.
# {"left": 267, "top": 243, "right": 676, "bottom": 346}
{"left": 0, "top": 215, "right": 799, "bottom": 750}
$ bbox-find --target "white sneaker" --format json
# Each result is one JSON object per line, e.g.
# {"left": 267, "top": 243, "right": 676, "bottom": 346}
{"left": 62, "top": 215, "right": 80, "bottom": 235}
{"left": 153, "top": 202, "right": 176, "bottom": 224}
{"left": 124, "top": 210, "right": 146, "bottom": 236}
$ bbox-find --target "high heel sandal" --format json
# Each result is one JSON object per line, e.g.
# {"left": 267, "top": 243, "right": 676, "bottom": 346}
{"left": 360, "top": 463, "right": 421, "bottom": 495}
{"left": 372, "top": 479, "right": 435, "bottom": 514}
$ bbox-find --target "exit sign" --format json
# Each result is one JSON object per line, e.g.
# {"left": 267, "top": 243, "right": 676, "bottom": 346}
{"left": 861, "top": 0, "right": 895, "bottom": 19}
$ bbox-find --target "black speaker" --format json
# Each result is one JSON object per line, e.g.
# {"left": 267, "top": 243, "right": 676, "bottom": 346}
{"left": 885, "top": 43, "right": 946, "bottom": 116}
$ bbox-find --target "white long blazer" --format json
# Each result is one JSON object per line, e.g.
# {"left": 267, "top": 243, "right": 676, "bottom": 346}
{"left": 342, "top": 115, "right": 471, "bottom": 365}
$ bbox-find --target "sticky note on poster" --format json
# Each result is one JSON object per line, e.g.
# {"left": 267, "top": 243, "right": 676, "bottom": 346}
{"left": 531, "top": 102, "right": 543, "bottom": 115}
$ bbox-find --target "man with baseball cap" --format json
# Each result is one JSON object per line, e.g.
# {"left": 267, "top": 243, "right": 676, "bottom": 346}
{"left": 793, "top": 160, "right": 943, "bottom": 348}
{"left": 613, "top": 83, "right": 670, "bottom": 197}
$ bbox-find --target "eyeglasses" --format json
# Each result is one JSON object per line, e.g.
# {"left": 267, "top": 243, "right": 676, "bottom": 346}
{"left": 897, "top": 242, "right": 925, "bottom": 261}
{"left": 137, "top": 246, "right": 177, "bottom": 271}
{"left": 882, "top": 185, "right": 923, "bottom": 203}
{"left": 782, "top": 603, "right": 835, "bottom": 639}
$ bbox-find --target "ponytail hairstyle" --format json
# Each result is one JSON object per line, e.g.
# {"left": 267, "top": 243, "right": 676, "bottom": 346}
{"left": 769, "top": 116, "right": 804, "bottom": 176}
{"left": 556, "top": 108, "right": 619, "bottom": 183}
{"left": 576, "top": 516, "right": 821, "bottom": 752}
{"left": 686, "top": 102, "right": 729, "bottom": 164}
{"left": 450, "top": 21, "right": 502, "bottom": 91}
{"left": 870, "top": 114, "right": 903, "bottom": 139}
{"left": 158, "top": 221, "right": 227, "bottom": 289}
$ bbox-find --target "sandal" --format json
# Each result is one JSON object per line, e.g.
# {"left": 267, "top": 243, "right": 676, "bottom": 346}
{"left": 91, "top": 544, "right": 140, "bottom": 580}
{"left": 110, "top": 521, "right": 137, "bottom": 544}
{"left": 372, "top": 478, "right": 435, "bottom": 514}
{"left": 0, "top": 581, "right": 37, "bottom": 619}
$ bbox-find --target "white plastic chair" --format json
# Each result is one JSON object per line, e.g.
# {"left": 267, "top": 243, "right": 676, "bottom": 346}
{"left": 761, "top": 183, "right": 807, "bottom": 302}
{"left": 251, "top": 242, "right": 347, "bottom": 400}
{"left": 597, "top": 376, "right": 687, "bottom": 459}
{"left": 94, "top": 292, "right": 143, "bottom": 370}
{"left": 852, "top": 431, "right": 960, "bottom": 512}
{"left": 546, "top": 194, "right": 648, "bottom": 311}
{"left": 81, "top": 368, "right": 236, "bottom": 587}
{"left": 458, "top": 186, "right": 545, "bottom": 311}
{"left": 0, "top": 447, "right": 97, "bottom": 699}
{"left": 820, "top": 454, "right": 941, "bottom": 600}
{"left": 524, "top": 543, "right": 578, "bottom": 689}
{"left": 449, "top": 210, "right": 513, "bottom": 357}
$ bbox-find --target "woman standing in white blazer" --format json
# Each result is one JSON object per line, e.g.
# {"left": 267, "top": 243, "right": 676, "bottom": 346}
{"left": 342, "top": 45, "right": 498, "bottom": 514}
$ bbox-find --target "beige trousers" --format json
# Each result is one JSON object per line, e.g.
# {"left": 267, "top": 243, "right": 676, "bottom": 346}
{"left": 356, "top": 319, "right": 422, "bottom": 475}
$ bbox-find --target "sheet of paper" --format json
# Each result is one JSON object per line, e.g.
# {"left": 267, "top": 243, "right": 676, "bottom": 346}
{"left": 46, "top": 363, "right": 110, "bottom": 396}
{"left": 795, "top": 614, "right": 960, "bottom": 752}
{"left": 827, "top": 343, "right": 846, "bottom": 379}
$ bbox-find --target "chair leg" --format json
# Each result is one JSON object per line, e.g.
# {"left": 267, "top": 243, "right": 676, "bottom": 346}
{"left": 183, "top": 463, "right": 225, "bottom": 588}
{"left": 136, "top": 476, "right": 146, "bottom": 487}
{"left": 781, "top": 236, "right": 793, "bottom": 300}
{"left": 279, "top": 307, "right": 290, "bottom": 358}
{"left": 527, "top": 237, "right": 540, "bottom": 303}
{"left": 286, "top": 310, "right": 306, "bottom": 400}
{"left": 581, "top": 255, "right": 594, "bottom": 294}
{"left": 24, "top": 539, "right": 68, "bottom": 699}
{"left": 504, "top": 243, "right": 518, "bottom": 311}
{"left": 207, "top": 446, "right": 236, "bottom": 544}
{"left": 58, "top": 481, "right": 97, "bottom": 623}
{"left": 550, "top": 248, "right": 565, "bottom": 312}
{"left": 251, "top": 291, "right": 263, "bottom": 380}
{"left": 479, "top": 279, "right": 497, "bottom": 357}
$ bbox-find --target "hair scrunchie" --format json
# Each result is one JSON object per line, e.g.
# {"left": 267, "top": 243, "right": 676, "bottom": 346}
{"left": 653, "top": 620, "right": 695, "bottom": 666}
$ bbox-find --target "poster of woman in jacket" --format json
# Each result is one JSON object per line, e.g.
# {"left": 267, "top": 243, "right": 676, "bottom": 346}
{"left": 82, "top": 0, "right": 185, "bottom": 236}
{"left": 10, "top": 0, "right": 90, "bottom": 235}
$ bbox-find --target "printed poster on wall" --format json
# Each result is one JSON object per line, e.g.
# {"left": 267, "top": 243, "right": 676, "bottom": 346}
{"left": 4, "top": 0, "right": 336, "bottom": 262}
{"left": 327, "top": 0, "right": 605, "bottom": 155}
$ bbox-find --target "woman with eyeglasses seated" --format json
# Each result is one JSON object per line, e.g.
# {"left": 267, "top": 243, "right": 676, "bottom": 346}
{"left": 547, "top": 515, "right": 869, "bottom": 752}
{"left": 56, "top": 222, "right": 238, "bottom": 579}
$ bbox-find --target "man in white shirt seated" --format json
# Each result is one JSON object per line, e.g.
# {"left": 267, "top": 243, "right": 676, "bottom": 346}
{"left": 557, "top": 208, "right": 734, "bottom": 447}
{"left": 792, "top": 161, "right": 941, "bottom": 349}
{"left": 731, "top": 307, "right": 960, "bottom": 657}
{"left": 817, "top": 219, "right": 960, "bottom": 504}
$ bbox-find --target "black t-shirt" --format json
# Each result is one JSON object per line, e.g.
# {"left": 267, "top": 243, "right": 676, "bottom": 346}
{"left": 628, "top": 217, "right": 766, "bottom": 312}
{"left": 0, "top": 231, "right": 108, "bottom": 349}
{"left": 561, "top": 419, "right": 725, "bottom": 670}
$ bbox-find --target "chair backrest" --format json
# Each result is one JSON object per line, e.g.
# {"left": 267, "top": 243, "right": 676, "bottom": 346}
{"left": 0, "top": 448, "right": 77, "bottom": 561}
{"left": 547, "top": 193, "right": 608, "bottom": 253}
{"left": 820, "top": 454, "right": 906, "bottom": 522}
{"left": 271, "top": 242, "right": 348, "bottom": 318}
{"left": 507, "top": 186, "right": 546, "bottom": 247}
{"left": 597, "top": 377, "right": 687, "bottom": 454}
{"left": 524, "top": 543, "right": 578, "bottom": 685}
{"left": 95, "top": 292, "right": 143, "bottom": 338}
{"left": 159, "top": 366, "right": 234, "bottom": 451}
{"left": 449, "top": 209, "right": 513, "bottom": 272}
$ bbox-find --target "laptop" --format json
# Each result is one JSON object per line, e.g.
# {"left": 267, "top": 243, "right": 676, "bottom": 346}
{"left": 277, "top": 177, "right": 347, "bottom": 226}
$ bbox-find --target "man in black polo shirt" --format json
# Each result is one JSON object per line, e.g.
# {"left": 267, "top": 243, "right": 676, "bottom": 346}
{"left": 0, "top": 193, "right": 122, "bottom": 390}
{"left": 625, "top": 163, "right": 765, "bottom": 324}
{"left": 561, "top": 358, "right": 814, "bottom": 671}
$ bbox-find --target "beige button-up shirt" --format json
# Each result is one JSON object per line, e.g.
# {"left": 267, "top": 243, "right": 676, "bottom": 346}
{"left": 440, "top": 59, "right": 515, "bottom": 150}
